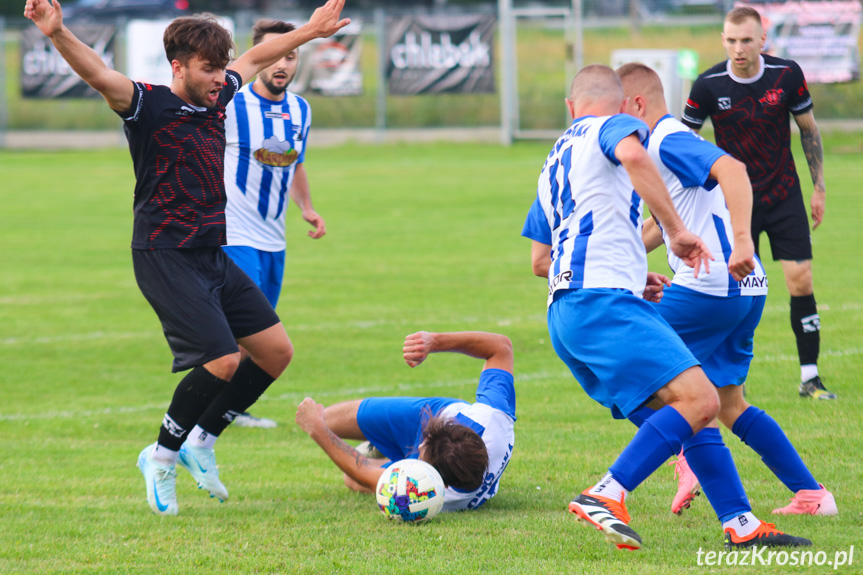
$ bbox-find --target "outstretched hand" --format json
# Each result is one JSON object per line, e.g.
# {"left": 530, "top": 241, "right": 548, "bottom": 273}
{"left": 24, "top": 0, "right": 63, "bottom": 36}
{"left": 403, "top": 331, "right": 434, "bottom": 368}
{"left": 668, "top": 229, "right": 713, "bottom": 279}
{"left": 295, "top": 397, "right": 325, "bottom": 435}
{"left": 307, "top": 0, "right": 351, "bottom": 39}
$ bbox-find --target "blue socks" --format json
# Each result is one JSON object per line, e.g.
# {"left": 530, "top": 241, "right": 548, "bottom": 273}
{"left": 732, "top": 406, "right": 820, "bottom": 492}
{"left": 610, "top": 405, "right": 693, "bottom": 491}
{"left": 683, "top": 427, "right": 750, "bottom": 522}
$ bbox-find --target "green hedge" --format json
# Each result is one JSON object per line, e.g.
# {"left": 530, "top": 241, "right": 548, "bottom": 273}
{"left": 3, "top": 21, "right": 861, "bottom": 131}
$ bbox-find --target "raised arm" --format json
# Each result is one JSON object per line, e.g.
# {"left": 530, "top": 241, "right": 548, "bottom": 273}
{"left": 230, "top": 0, "right": 350, "bottom": 84}
{"left": 403, "top": 331, "right": 513, "bottom": 373}
{"left": 295, "top": 397, "right": 384, "bottom": 493}
{"left": 615, "top": 134, "right": 713, "bottom": 276}
{"left": 24, "top": 0, "right": 133, "bottom": 111}
{"left": 709, "top": 154, "right": 755, "bottom": 281}
{"left": 289, "top": 164, "right": 326, "bottom": 239}
{"left": 793, "top": 110, "right": 826, "bottom": 230}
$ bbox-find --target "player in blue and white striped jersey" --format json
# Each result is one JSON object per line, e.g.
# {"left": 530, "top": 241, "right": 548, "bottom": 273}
{"left": 224, "top": 19, "right": 325, "bottom": 310}
{"left": 223, "top": 20, "right": 326, "bottom": 430}
{"left": 521, "top": 65, "right": 730, "bottom": 551}
{"left": 295, "top": 330, "right": 515, "bottom": 513}
{"left": 617, "top": 63, "right": 836, "bottom": 525}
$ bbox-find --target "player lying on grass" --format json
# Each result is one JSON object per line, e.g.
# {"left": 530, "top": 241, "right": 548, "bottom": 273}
{"left": 295, "top": 330, "right": 515, "bottom": 511}
{"left": 616, "top": 62, "right": 836, "bottom": 519}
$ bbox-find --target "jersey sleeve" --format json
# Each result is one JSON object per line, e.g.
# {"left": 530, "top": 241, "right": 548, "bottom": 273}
{"left": 597, "top": 114, "right": 650, "bottom": 165}
{"left": 221, "top": 70, "right": 242, "bottom": 106}
{"left": 658, "top": 131, "right": 727, "bottom": 189}
{"left": 474, "top": 368, "right": 516, "bottom": 420}
{"left": 521, "top": 197, "right": 551, "bottom": 244}
{"left": 114, "top": 80, "right": 147, "bottom": 123}
{"left": 786, "top": 60, "right": 813, "bottom": 115}
{"left": 682, "top": 75, "right": 711, "bottom": 129}
{"left": 298, "top": 96, "right": 312, "bottom": 164}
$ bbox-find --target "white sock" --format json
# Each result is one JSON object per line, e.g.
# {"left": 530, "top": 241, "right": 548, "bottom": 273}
{"left": 151, "top": 443, "right": 178, "bottom": 466}
{"left": 801, "top": 364, "right": 818, "bottom": 383}
{"left": 185, "top": 425, "right": 218, "bottom": 449}
{"left": 722, "top": 512, "right": 759, "bottom": 537}
{"left": 587, "top": 472, "right": 627, "bottom": 502}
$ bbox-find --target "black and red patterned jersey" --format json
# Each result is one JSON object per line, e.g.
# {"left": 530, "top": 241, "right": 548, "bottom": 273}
{"left": 682, "top": 54, "right": 813, "bottom": 208}
{"left": 115, "top": 70, "right": 242, "bottom": 249}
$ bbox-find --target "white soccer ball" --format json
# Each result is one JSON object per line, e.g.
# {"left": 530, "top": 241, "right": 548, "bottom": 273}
{"left": 375, "top": 458, "right": 445, "bottom": 523}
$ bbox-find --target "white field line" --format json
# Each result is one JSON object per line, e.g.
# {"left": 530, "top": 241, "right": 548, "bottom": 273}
{"left": 0, "top": 369, "right": 569, "bottom": 422}
{"left": 0, "top": 316, "right": 545, "bottom": 346}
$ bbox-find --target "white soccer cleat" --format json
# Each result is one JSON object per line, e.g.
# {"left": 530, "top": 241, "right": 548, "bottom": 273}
{"left": 355, "top": 440, "right": 385, "bottom": 459}
{"left": 178, "top": 443, "right": 229, "bottom": 502}
{"left": 232, "top": 412, "right": 278, "bottom": 429}
{"left": 137, "top": 443, "right": 178, "bottom": 516}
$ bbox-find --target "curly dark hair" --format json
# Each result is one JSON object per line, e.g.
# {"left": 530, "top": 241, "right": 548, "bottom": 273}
{"left": 163, "top": 13, "right": 234, "bottom": 68}
{"left": 421, "top": 412, "right": 489, "bottom": 491}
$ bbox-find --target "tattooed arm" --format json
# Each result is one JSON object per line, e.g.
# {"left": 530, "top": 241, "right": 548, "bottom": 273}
{"left": 296, "top": 397, "right": 385, "bottom": 493}
{"left": 793, "top": 110, "right": 826, "bottom": 230}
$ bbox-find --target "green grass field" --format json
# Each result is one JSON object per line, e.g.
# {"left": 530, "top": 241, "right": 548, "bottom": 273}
{"left": 0, "top": 134, "right": 861, "bottom": 574}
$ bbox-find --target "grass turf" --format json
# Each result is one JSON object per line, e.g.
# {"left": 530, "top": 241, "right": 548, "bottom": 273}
{"left": 0, "top": 135, "right": 860, "bottom": 574}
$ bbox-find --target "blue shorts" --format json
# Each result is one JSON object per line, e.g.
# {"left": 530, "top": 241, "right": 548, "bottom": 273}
{"left": 655, "top": 284, "right": 765, "bottom": 388}
{"left": 222, "top": 245, "right": 286, "bottom": 309}
{"left": 357, "top": 397, "right": 462, "bottom": 463}
{"left": 547, "top": 289, "right": 700, "bottom": 418}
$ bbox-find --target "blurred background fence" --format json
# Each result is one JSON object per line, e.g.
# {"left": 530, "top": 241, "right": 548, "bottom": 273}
{"left": 0, "top": 0, "right": 860, "bottom": 147}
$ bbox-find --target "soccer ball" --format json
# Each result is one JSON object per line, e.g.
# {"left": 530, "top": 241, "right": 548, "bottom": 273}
{"left": 375, "top": 459, "right": 445, "bottom": 523}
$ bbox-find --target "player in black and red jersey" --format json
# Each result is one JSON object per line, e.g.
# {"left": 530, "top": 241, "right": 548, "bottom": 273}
{"left": 682, "top": 6, "right": 833, "bottom": 401}
{"left": 24, "top": 0, "right": 349, "bottom": 516}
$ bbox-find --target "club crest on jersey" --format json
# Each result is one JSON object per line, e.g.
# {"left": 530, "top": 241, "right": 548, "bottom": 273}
{"left": 759, "top": 89, "right": 784, "bottom": 106}
{"left": 264, "top": 111, "right": 291, "bottom": 120}
{"left": 254, "top": 136, "right": 298, "bottom": 168}
{"left": 717, "top": 97, "right": 732, "bottom": 110}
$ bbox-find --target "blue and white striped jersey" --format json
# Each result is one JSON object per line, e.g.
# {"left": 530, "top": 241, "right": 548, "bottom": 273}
{"left": 521, "top": 114, "right": 651, "bottom": 305}
{"left": 224, "top": 84, "right": 312, "bottom": 251}
{"left": 649, "top": 115, "right": 768, "bottom": 297}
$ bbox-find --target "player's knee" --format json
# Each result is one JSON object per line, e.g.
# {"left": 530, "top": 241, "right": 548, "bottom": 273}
{"left": 204, "top": 352, "right": 242, "bottom": 381}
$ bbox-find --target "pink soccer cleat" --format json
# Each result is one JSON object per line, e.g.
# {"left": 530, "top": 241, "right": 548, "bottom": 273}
{"left": 669, "top": 453, "right": 701, "bottom": 515}
{"left": 772, "top": 484, "right": 837, "bottom": 516}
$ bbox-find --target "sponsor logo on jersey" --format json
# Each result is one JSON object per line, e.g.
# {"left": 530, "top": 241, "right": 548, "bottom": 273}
{"left": 548, "top": 270, "right": 573, "bottom": 295}
{"left": 759, "top": 89, "right": 783, "bottom": 106}
{"left": 254, "top": 136, "right": 299, "bottom": 168}
{"left": 718, "top": 97, "right": 732, "bottom": 110}
{"left": 738, "top": 276, "right": 768, "bottom": 289}
{"left": 264, "top": 111, "right": 291, "bottom": 120}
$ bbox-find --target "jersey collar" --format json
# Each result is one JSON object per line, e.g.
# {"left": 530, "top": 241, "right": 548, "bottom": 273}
{"left": 652, "top": 113, "right": 674, "bottom": 133}
{"left": 725, "top": 55, "right": 765, "bottom": 85}
{"left": 249, "top": 83, "right": 289, "bottom": 105}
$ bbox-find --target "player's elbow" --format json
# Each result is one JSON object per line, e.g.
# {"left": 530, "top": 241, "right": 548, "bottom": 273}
{"left": 494, "top": 334, "right": 513, "bottom": 359}
{"left": 531, "top": 259, "right": 549, "bottom": 277}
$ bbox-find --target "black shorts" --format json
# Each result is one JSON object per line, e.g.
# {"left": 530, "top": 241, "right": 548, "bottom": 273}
{"left": 133, "top": 247, "right": 281, "bottom": 372}
{"left": 751, "top": 193, "right": 812, "bottom": 261}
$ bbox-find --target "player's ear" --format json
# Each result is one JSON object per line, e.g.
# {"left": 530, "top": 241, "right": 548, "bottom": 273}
{"left": 565, "top": 97, "right": 576, "bottom": 120}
